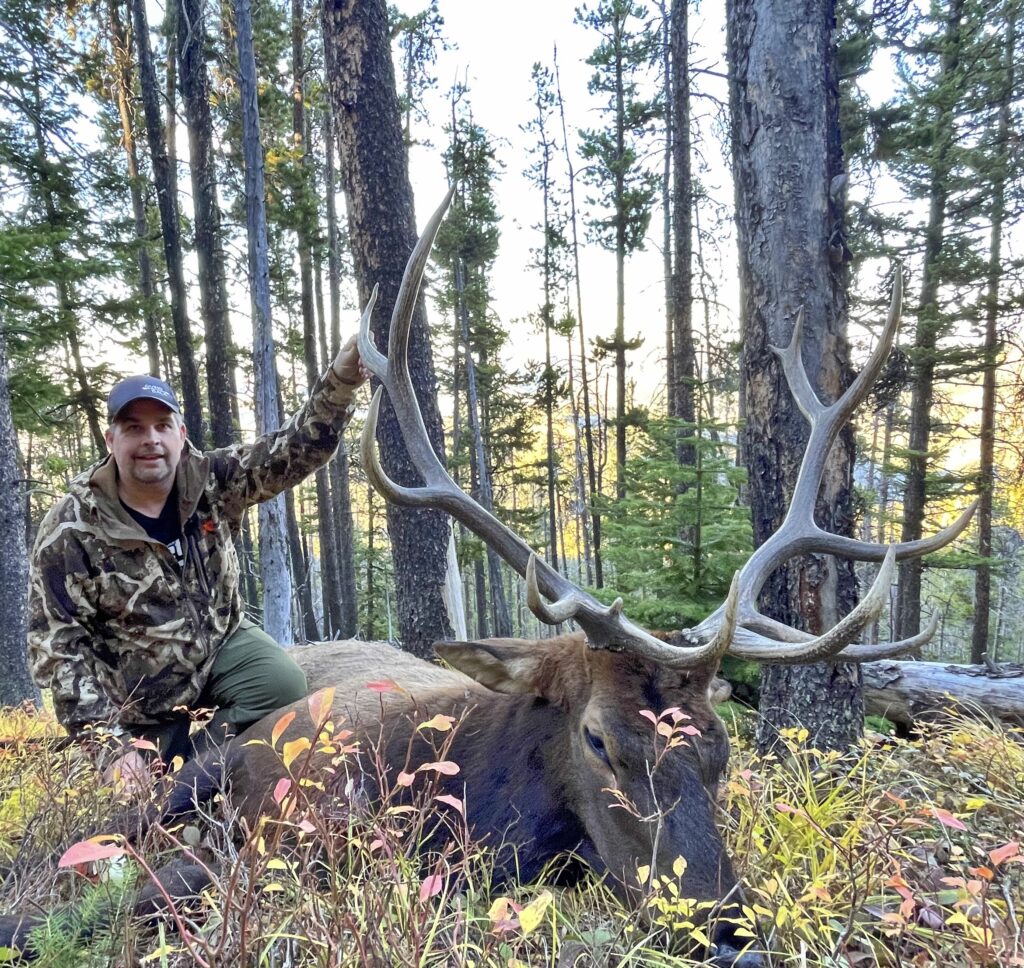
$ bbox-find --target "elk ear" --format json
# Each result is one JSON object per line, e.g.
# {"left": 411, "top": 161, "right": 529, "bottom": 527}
{"left": 434, "top": 638, "right": 552, "bottom": 697}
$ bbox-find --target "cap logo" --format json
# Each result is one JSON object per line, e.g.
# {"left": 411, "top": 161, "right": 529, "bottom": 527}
{"left": 142, "top": 384, "right": 172, "bottom": 400}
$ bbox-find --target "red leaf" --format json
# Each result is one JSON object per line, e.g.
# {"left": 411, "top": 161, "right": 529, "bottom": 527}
{"left": 989, "top": 841, "right": 1020, "bottom": 867}
{"left": 396, "top": 771, "right": 415, "bottom": 787}
{"left": 365, "top": 679, "right": 398, "bottom": 693}
{"left": 419, "top": 873, "right": 444, "bottom": 902}
{"left": 130, "top": 738, "right": 158, "bottom": 752}
{"left": 58, "top": 837, "right": 125, "bottom": 868}
{"left": 638, "top": 709, "right": 658, "bottom": 725}
{"left": 926, "top": 807, "right": 967, "bottom": 831}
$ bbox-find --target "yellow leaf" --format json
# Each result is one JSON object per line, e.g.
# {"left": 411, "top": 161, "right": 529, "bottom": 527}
{"left": 418, "top": 714, "right": 456, "bottom": 732}
{"left": 282, "top": 737, "right": 311, "bottom": 769}
{"left": 965, "top": 797, "right": 987, "bottom": 811}
{"left": 672, "top": 856, "right": 687, "bottom": 878}
{"left": 272, "top": 711, "right": 296, "bottom": 748}
{"left": 266, "top": 858, "right": 288, "bottom": 870}
{"left": 636, "top": 864, "right": 651, "bottom": 884}
{"left": 518, "top": 890, "right": 552, "bottom": 935}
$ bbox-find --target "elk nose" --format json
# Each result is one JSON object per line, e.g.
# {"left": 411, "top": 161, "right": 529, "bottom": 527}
{"left": 707, "top": 915, "right": 768, "bottom": 967}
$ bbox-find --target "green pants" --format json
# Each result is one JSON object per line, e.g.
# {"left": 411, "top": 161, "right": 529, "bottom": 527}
{"left": 137, "top": 619, "right": 308, "bottom": 762}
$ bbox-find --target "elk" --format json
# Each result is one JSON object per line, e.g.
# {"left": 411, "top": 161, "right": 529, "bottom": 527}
{"left": 0, "top": 195, "right": 974, "bottom": 965}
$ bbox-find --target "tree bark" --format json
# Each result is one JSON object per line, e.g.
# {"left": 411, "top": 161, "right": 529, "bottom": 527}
{"left": 895, "top": 0, "right": 963, "bottom": 642}
{"left": 234, "top": 0, "right": 292, "bottom": 645}
{"left": 669, "top": 0, "right": 696, "bottom": 465}
{"left": 322, "top": 0, "right": 452, "bottom": 657}
{"left": 129, "top": 0, "right": 205, "bottom": 443}
{"left": 728, "top": 0, "right": 862, "bottom": 753}
{"left": 176, "top": 0, "right": 236, "bottom": 448}
{"left": 0, "top": 329, "right": 39, "bottom": 706}
{"left": 971, "top": 12, "right": 1014, "bottom": 666}
{"left": 554, "top": 52, "right": 602, "bottom": 587}
{"left": 109, "top": 0, "right": 161, "bottom": 377}
{"left": 863, "top": 660, "right": 1024, "bottom": 731}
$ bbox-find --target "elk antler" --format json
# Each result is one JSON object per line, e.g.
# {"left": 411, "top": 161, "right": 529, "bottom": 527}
{"left": 682, "top": 274, "right": 977, "bottom": 664}
{"left": 358, "top": 192, "right": 734, "bottom": 669}
{"left": 359, "top": 194, "right": 975, "bottom": 668}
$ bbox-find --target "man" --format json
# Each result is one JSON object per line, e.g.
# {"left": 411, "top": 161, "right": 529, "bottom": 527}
{"left": 27, "top": 338, "right": 367, "bottom": 788}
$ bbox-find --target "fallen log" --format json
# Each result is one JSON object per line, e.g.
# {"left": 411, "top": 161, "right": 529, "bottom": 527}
{"left": 862, "top": 659, "right": 1024, "bottom": 730}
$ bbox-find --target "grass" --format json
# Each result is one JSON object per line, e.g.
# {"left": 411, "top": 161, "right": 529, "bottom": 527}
{"left": 0, "top": 700, "right": 1021, "bottom": 967}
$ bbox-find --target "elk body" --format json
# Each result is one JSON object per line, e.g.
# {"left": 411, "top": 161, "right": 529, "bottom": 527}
{"left": 1, "top": 195, "right": 974, "bottom": 965}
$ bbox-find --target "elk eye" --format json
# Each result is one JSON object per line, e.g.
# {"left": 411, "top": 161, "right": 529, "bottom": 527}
{"left": 585, "top": 728, "right": 610, "bottom": 765}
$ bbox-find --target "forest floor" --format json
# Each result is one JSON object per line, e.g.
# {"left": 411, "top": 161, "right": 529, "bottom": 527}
{"left": 0, "top": 701, "right": 1021, "bottom": 967}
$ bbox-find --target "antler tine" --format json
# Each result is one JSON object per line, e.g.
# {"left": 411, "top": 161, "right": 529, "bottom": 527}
{"left": 723, "top": 547, "right": 895, "bottom": 663}
{"left": 357, "top": 285, "right": 385, "bottom": 378}
{"left": 359, "top": 193, "right": 737, "bottom": 670}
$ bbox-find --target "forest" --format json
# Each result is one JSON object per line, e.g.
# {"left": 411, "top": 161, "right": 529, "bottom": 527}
{"left": 0, "top": 0, "right": 1023, "bottom": 965}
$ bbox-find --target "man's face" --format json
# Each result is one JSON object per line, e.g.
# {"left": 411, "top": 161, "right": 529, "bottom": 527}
{"left": 104, "top": 399, "right": 187, "bottom": 488}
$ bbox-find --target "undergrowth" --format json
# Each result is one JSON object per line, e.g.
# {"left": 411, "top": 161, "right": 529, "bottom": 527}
{"left": 0, "top": 697, "right": 1020, "bottom": 966}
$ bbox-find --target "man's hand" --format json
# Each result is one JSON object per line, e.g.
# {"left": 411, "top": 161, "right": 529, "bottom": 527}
{"left": 103, "top": 747, "right": 153, "bottom": 797}
{"left": 331, "top": 334, "right": 371, "bottom": 387}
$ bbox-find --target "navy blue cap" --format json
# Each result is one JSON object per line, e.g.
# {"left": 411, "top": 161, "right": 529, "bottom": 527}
{"left": 107, "top": 375, "right": 181, "bottom": 422}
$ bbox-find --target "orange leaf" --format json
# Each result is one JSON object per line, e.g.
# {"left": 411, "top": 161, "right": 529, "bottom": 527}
{"left": 58, "top": 837, "right": 125, "bottom": 869}
{"left": 418, "top": 714, "right": 456, "bottom": 732}
{"left": 307, "top": 687, "right": 335, "bottom": 726}
{"left": 130, "top": 738, "right": 158, "bottom": 752}
{"left": 417, "top": 760, "right": 460, "bottom": 776}
{"left": 272, "top": 710, "right": 296, "bottom": 748}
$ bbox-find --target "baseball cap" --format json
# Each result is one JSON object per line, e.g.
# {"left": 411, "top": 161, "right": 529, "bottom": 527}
{"left": 107, "top": 376, "right": 182, "bottom": 423}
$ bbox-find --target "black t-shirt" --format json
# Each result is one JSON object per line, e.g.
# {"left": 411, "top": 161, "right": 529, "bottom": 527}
{"left": 121, "top": 489, "right": 185, "bottom": 568}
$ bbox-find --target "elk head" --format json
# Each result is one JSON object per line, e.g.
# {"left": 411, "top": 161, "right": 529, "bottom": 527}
{"left": 356, "top": 192, "right": 975, "bottom": 954}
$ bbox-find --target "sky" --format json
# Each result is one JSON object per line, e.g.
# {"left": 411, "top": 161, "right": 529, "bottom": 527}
{"left": 394, "top": 0, "right": 735, "bottom": 413}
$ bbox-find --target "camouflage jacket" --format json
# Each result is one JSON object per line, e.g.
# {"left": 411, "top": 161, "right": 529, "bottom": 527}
{"left": 27, "top": 365, "right": 359, "bottom": 737}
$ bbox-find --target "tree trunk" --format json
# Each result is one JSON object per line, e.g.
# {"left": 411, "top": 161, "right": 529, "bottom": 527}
{"left": 896, "top": 0, "right": 963, "bottom": 642}
{"left": 0, "top": 329, "right": 39, "bottom": 706}
{"left": 670, "top": 0, "right": 696, "bottom": 465}
{"left": 234, "top": 0, "right": 292, "bottom": 645}
{"left": 109, "top": 0, "right": 161, "bottom": 376}
{"left": 456, "top": 260, "right": 512, "bottom": 637}
{"left": 971, "top": 12, "right": 1014, "bottom": 666}
{"left": 554, "top": 52, "right": 602, "bottom": 588}
{"left": 728, "top": 0, "right": 862, "bottom": 753}
{"left": 176, "top": 0, "right": 236, "bottom": 449}
{"left": 292, "top": 0, "right": 343, "bottom": 639}
{"left": 322, "top": 0, "right": 452, "bottom": 658}
{"left": 862, "top": 660, "right": 1024, "bottom": 731}
{"left": 129, "top": 0, "right": 205, "bottom": 443}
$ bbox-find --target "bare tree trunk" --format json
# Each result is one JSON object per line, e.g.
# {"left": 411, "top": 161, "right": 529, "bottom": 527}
{"left": 670, "top": 0, "right": 696, "bottom": 466}
{"left": 322, "top": 104, "right": 359, "bottom": 637}
{"left": 728, "top": 0, "right": 862, "bottom": 753}
{"left": 109, "top": 0, "right": 160, "bottom": 376}
{"left": 0, "top": 329, "right": 39, "bottom": 706}
{"left": 971, "top": 12, "right": 1014, "bottom": 666}
{"left": 322, "top": 0, "right": 452, "bottom": 657}
{"left": 455, "top": 260, "right": 512, "bottom": 637}
{"left": 176, "top": 0, "right": 236, "bottom": 448}
{"left": 234, "top": 0, "right": 292, "bottom": 645}
{"left": 896, "top": 0, "right": 963, "bottom": 641}
{"left": 554, "top": 50, "right": 602, "bottom": 588}
{"left": 129, "top": 0, "right": 205, "bottom": 443}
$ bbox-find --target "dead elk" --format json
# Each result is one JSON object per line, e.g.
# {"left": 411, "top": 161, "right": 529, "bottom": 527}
{"left": 0, "top": 196, "right": 974, "bottom": 965}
